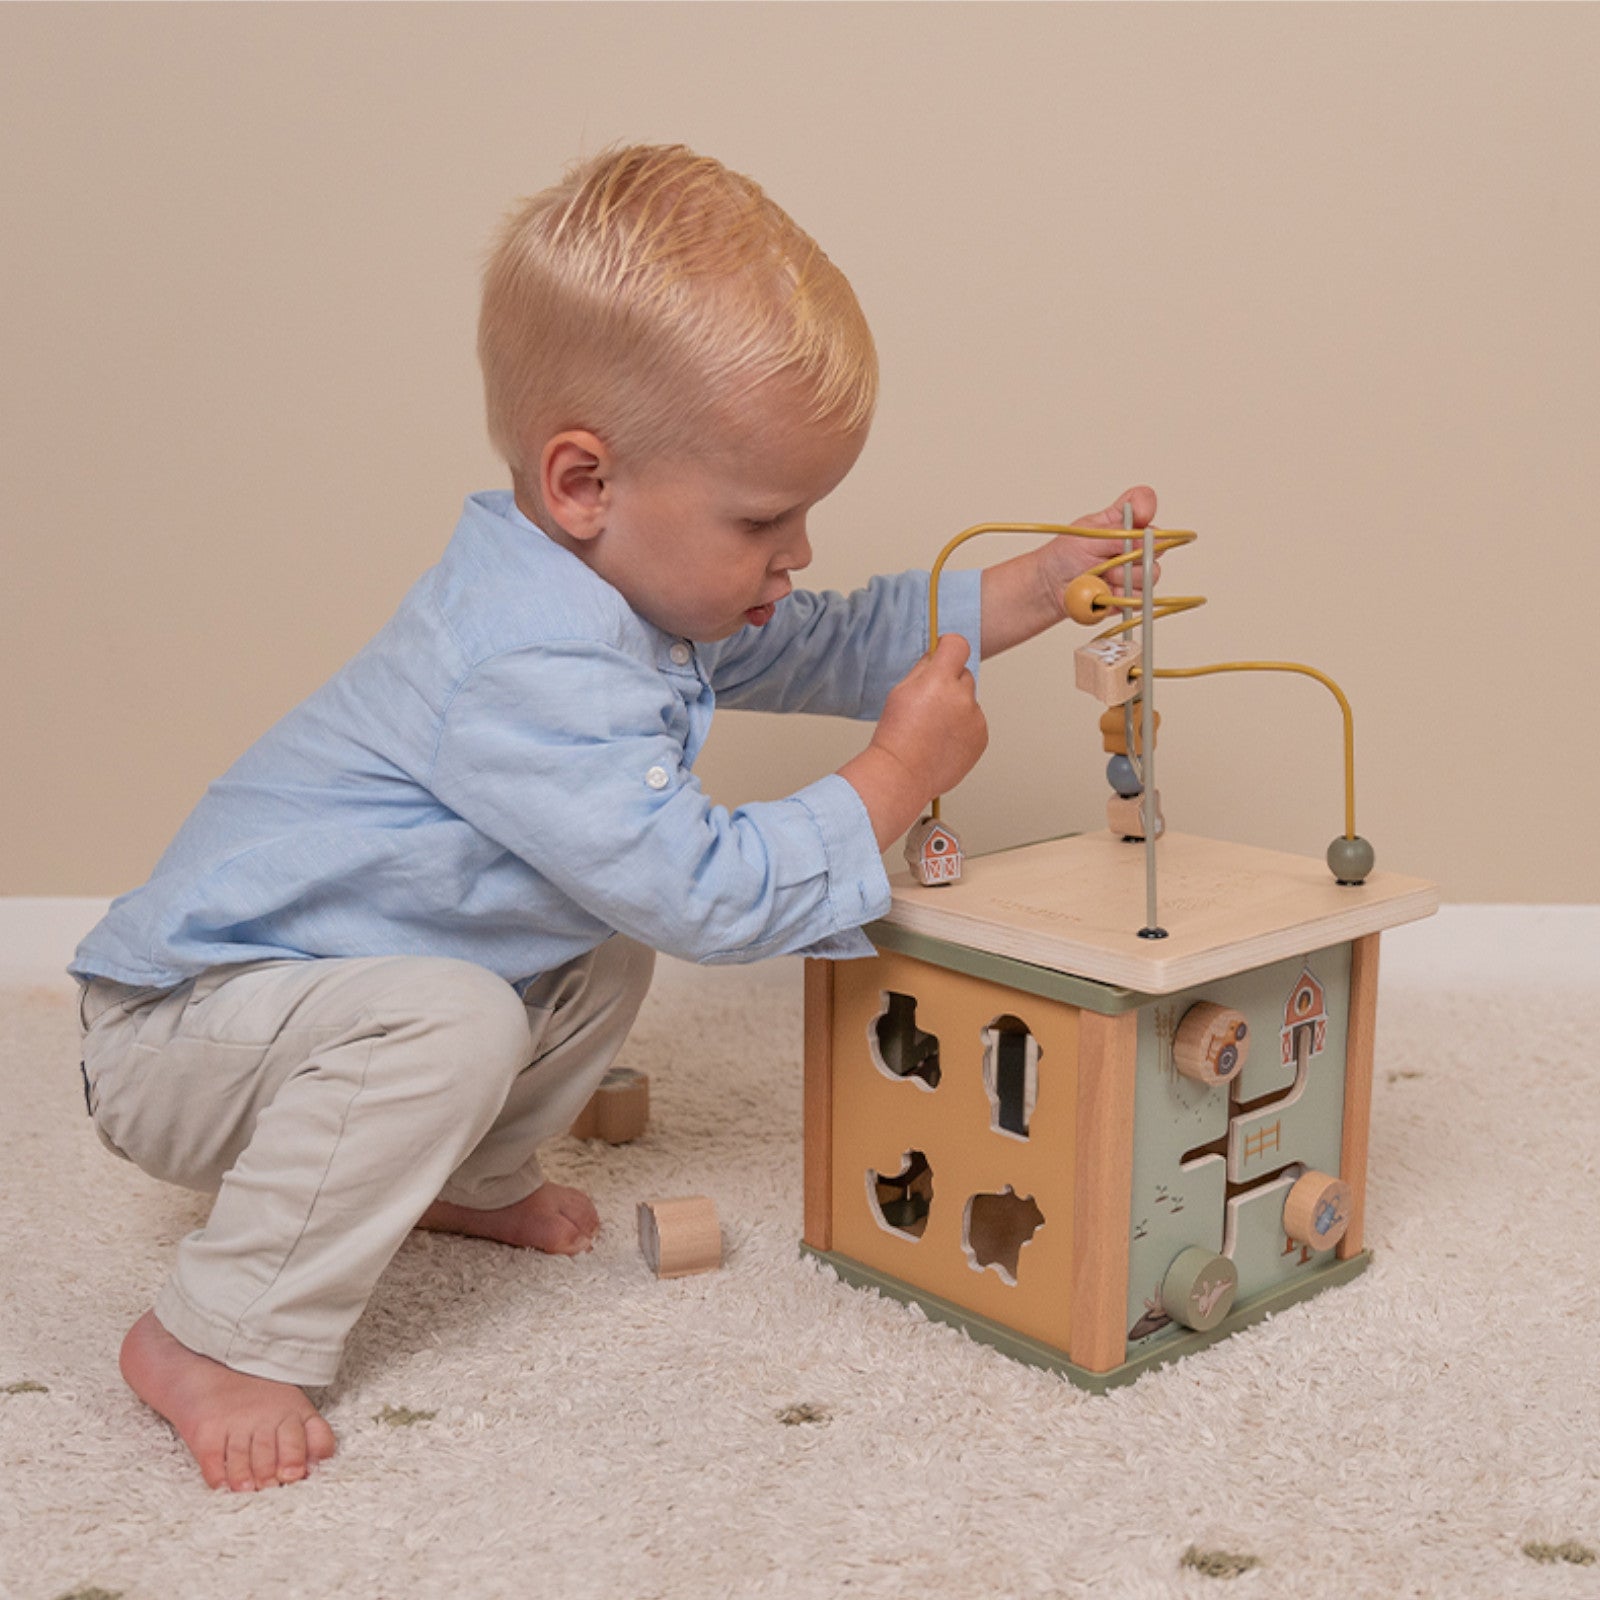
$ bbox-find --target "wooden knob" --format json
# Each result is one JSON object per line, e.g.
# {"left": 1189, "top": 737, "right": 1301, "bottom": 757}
{"left": 1283, "top": 1171, "right": 1352, "bottom": 1252}
{"left": 1173, "top": 1003, "right": 1250, "bottom": 1084}
{"left": 637, "top": 1196, "right": 722, "bottom": 1279}
{"left": 1160, "top": 1246, "right": 1238, "bottom": 1332}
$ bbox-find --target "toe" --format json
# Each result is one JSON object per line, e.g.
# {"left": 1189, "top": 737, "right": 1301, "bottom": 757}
{"left": 225, "top": 1430, "right": 257, "bottom": 1493}
{"left": 193, "top": 1425, "right": 229, "bottom": 1491}
{"left": 309, "top": 1422, "right": 337, "bottom": 1466}
{"left": 306, "top": 1411, "right": 338, "bottom": 1464}
{"left": 250, "top": 1422, "right": 281, "bottom": 1489}
{"left": 275, "top": 1416, "right": 308, "bottom": 1483}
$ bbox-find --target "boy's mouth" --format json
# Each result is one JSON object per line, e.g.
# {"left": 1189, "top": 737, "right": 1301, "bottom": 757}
{"left": 744, "top": 602, "right": 776, "bottom": 626}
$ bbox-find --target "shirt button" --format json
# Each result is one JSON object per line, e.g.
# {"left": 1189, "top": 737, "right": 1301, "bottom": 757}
{"left": 645, "top": 765, "right": 670, "bottom": 790}
{"left": 668, "top": 643, "right": 692, "bottom": 666}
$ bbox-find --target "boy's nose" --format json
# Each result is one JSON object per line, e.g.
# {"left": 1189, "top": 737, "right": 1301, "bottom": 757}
{"left": 778, "top": 524, "right": 813, "bottom": 572}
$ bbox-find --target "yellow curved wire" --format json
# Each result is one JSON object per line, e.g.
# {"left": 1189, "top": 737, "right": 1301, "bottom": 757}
{"left": 1142, "top": 661, "right": 1359, "bottom": 841}
{"left": 922, "top": 522, "right": 1359, "bottom": 841}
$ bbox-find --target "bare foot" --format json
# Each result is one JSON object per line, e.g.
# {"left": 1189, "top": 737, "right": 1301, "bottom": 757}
{"left": 120, "top": 1310, "right": 336, "bottom": 1491}
{"left": 416, "top": 1180, "right": 601, "bottom": 1255}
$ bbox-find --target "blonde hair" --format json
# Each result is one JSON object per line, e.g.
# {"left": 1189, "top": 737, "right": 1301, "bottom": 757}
{"left": 478, "top": 144, "right": 877, "bottom": 480}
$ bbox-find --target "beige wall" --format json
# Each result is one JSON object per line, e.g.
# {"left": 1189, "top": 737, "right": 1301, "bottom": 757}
{"left": 3, "top": 3, "right": 1596, "bottom": 903}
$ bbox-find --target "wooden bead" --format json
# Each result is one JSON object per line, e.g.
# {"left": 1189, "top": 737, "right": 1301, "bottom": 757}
{"left": 1173, "top": 1003, "right": 1250, "bottom": 1085}
{"left": 1327, "top": 835, "right": 1376, "bottom": 884}
{"left": 1283, "top": 1171, "right": 1352, "bottom": 1252}
{"left": 637, "top": 1196, "right": 722, "bottom": 1278}
{"left": 1099, "top": 705, "right": 1160, "bottom": 755}
{"left": 1075, "top": 636, "right": 1141, "bottom": 706}
{"left": 569, "top": 1066, "right": 650, "bottom": 1143}
{"left": 1107, "top": 789, "right": 1164, "bottom": 840}
{"left": 1160, "top": 1246, "right": 1239, "bottom": 1332}
{"left": 1063, "top": 573, "right": 1114, "bottom": 625}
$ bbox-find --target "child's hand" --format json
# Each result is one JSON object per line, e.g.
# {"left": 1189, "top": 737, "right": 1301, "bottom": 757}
{"left": 840, "top": 634, "right": 987, "bottom": 849}
{"left": 877, "top": 633, "right": 988, "bottom": 795}
{"left": 1042, "top": 485, "right": 1160, "bottom": 602}
{"left": 980, "top": 486, "right": 1160, "bottom": 658}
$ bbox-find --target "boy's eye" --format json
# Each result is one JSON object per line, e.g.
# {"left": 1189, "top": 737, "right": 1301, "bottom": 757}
{"left": 744, "top": 516, "right": 783, "bottom": 533}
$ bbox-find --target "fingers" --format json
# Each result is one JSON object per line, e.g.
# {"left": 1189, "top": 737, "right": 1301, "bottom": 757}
{"left": 927, "top": 631, "right": 973, "bottom": 674}
{"left": 1073, "top": 485, "right": 1158, "bottom": 531}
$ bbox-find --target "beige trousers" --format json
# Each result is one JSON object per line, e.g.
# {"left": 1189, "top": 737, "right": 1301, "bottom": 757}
{"left": 78, "top": 940, "right": 655, "bottom": 1386}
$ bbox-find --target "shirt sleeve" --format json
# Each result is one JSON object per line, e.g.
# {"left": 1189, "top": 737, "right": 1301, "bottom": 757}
{"left": 704, "top": 566, "right": 983, "bottom": 716}
{"left": 428, "top": 640, "right": 891, "bottom": 964}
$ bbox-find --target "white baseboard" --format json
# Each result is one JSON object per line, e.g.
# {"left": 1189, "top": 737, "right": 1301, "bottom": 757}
{"left": 0, "top": 897, "right": 112, "bottom": 987}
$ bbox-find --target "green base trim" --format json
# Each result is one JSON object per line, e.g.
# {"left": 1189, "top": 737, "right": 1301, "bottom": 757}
{"left": 802, "top": 1244, "right": 1373, "bottom": 1393}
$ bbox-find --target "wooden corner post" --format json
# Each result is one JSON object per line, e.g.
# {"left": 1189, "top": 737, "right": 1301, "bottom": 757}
{"left": 802, "top": 958, "right": 835, "bottom": 1251}
{"left": 1069, "top": 1008, "right": 1139, "bottom": 1373}
{"left": 1337, "top": 933, "right": 1382, "bottom": 1260}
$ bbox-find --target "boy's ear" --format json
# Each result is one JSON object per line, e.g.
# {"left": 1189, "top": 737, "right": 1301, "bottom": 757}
{"left": 539, "top": 430, "right": 613, "bottom": 541}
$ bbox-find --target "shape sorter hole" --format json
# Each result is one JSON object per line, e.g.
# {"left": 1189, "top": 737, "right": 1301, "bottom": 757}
{"left": 961, "top": 1188, "right": 1045, "bottom": 1285}
{"left": 868, "top": 1150, "right": 934, "bottom": 1240}
{"left": 871, "top": 992, "right": 941, "bottom": 1089}
{"left": 980, "top": 1015, "right": 1039, "bottom": 1139}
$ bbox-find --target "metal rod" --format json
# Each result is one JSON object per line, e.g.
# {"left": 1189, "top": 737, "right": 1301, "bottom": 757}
{"left": 1138, "top": 507, "right": 1166, "bottom": 938}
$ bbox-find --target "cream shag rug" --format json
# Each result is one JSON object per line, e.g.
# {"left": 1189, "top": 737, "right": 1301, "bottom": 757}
{"left": 2, "top": 908, "right": 1599, "bottom": 1600}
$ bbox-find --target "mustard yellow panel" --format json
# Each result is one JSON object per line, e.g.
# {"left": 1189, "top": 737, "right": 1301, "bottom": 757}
{"left": 829, "top": 948, "right": 1083, "bottom": 1351}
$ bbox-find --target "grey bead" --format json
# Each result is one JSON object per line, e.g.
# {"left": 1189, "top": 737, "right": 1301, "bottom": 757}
{"left": 1106, "top": 754, "right": 1142, "bottom": 797}
{"left": 1327, "top": 835, "right": 1376, "bottom": 883}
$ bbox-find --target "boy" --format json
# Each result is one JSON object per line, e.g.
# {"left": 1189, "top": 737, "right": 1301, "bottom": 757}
{"left": 72, "top": 144, "right": 1155, "bottom": 1491}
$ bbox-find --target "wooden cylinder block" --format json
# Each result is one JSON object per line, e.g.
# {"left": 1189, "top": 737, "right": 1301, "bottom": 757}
{"left": 637, "top": 1196, "right": 722, "bottom": 1279}
{"left": 1173, "top": 1003, "right": 1250, "bottom": 1085}
{"left": 569, "top": 1066, "right": 650, "bottom": 1143}
{"left": 1283, "top": 1171, "right": 1352, "bottom": 1253}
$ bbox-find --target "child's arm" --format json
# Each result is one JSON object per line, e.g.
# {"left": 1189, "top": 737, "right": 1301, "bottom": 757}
{"left": 978, "top": 485, "right": 1158, "bottom": 658}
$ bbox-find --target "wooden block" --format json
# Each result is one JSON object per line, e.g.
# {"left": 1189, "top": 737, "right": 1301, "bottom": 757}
{"left": 903, "top": 816, "right": 963, "bottom": 886}
{"left": 802, "top": 958, "right": 835, "bottom": 1251}
{"left": 569, "top": 1066, "right": 649, "bottom": 1143}
{"left": 638, "top": 1196, "right": 722, "bottom": 1278}
{"left": 1107, "top": 789, "right": 1164, "bottom": 840}
{"left": 1075, "top": 636, "right": 1142, "bottom": 705}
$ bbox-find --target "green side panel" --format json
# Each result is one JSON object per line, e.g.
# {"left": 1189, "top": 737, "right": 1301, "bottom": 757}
{"left": 804, "top": 1244, "right": 1372, "bottom": 1393}
{"left": 1124, "top": 944, "right": 1353, "bottom": 1350}
{"left": 864, "top": 920, "right": 1150, "bottom": 1016}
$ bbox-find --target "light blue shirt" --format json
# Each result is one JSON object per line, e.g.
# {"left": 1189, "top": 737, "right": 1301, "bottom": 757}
{"left": 72, "top": 492, "right": 982, "bottom": 990}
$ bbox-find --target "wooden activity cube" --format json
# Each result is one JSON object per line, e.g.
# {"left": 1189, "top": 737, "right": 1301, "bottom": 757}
{"left": 802, "top": 832, "right": 1437, "bottom": 1391}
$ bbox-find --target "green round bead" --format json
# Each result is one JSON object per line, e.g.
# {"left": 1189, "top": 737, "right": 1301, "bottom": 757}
{"left": 1327, "top": 835, "right": 1376, "bottom": 883}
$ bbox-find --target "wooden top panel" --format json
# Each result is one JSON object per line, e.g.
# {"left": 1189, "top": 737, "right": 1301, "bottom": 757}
{"left": 883, "top": 833, "right": 1438, "bottom": 994}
